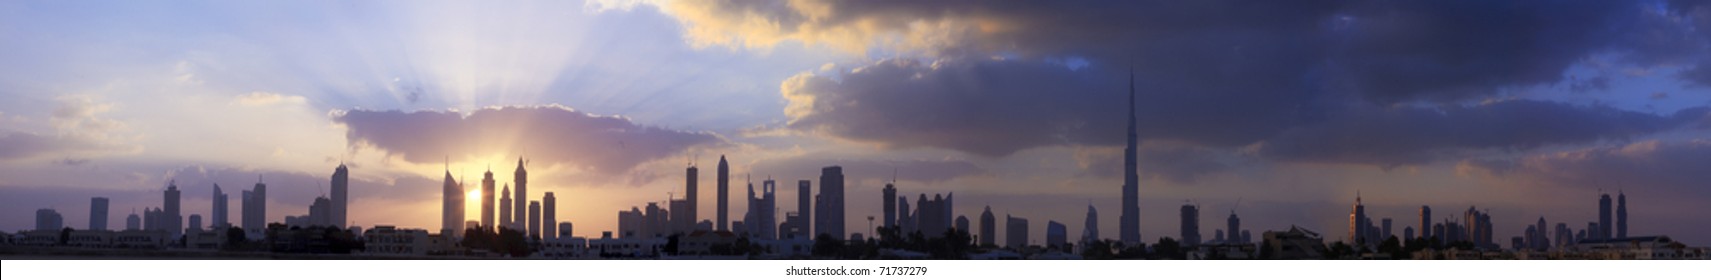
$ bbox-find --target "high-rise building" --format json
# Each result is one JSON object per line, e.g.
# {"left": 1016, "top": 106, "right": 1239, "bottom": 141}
{"left": 1535, "top": 217, "right": 1549, "bottom": 250}
{"left": 980, "top": 206, "right": 996, "bottom": 247}
{"left": 716, "top": 155, "right": 729, "bottom": 232}
{"left": 1419, "top": 205, "right": 1432, "bottom": 241}
{"left": 1006, "top": 214, "right": 1029, "bottom": 249}
{"left": 1047, "top": 220, "right": 1067, "bottom": 249}
{"left": 35, "top": 208, "right": 63, "bottom": 231}
{"left": 815, "top": 166, "right": 845, "bottom": 240}
{"left": 500, "top": 184, "right": 513, "bottom": 231}
{"left": 902, "top": 193, "right": 954, "bottom": 236}
{"left": 164, "top": 181, "right": 182, "bottom": 238}
{"left": 529, "top": 201, "right": 542, "bottom": 239}
{"left": 243, "top": 176, "right": 267, "bottom": 233}
{"left": 442, "top": 169, "right": 463, "bottom": 237}
{"left": 309, "top": 196, "right": 332, "bottom": 226}
{"left": 481, "top": 167, "right": 495, "bottom": 230}
{"left": 1084, "top": 204, "right": 1101, "bottom": 246}
{"left": 882, "top": 182, "right": 897, "bottom": 229}
{"left": 558, "top": 222, "right": 573, "bottom": 238}
{"left": 514, "top": 157, "right": 529, "bottom": 233}
{"left": 89, "top": 197, "right": 109, "bottom": 231}
{"left": 126, "top": 210, "right": 140, "bottom": 230}
{"left": 745, "top": 177, "right": 778, "bottom": 239}
{"left": 1404, "top": 227, "right": 1415, "bottom": 244}
{"left": 1617, "top": 191, "right": 1627, "bottom": 239}
{"left": 544, "top": 192, "right": 557, "bottom": 239}
{"left": 682, "top": 163, "right": 698, "bottom": 234}
{"left": 956, "top": 215, "right": 970, "bottom": 234}
{"left": 188, "top": 214, "right": 202, "bottom": 233}
{"left": 1598, "top": 193, "right": 1612, "bottom": 241}
{"left": 1464, "top": 207, "right": 1493, "bottom": 248}
{"left": 1180, "top": 203, "right": 1199, "bottom": 247}
{"left": 1227, "top": 210, "right": 1242, "bottom": 245}
{"left": 331, "top": 163, "right": 349, "bottom": 228}
{"left": 1381, "top": 218, "right": 1393, "bottom": 241}
{"left": 797, "top": 180, "right": 812, "bottom": 239}
{"left": 211, "top": 184, "right": 229, "bottom": 229}
{"left": 1349, "top": 192, "right": 1366, "bottom": 245}
{"left": 1119, "top": 69, "right": 1141, "bottom": 246}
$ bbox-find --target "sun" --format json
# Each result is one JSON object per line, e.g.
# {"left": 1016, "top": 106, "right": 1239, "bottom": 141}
{"left": 467, "top": 189, "right": 481, "bottom": 201}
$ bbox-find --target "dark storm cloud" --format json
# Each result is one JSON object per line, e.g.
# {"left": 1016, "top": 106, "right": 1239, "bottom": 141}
{"left": 332, "top": 105, "right": 724, "bottom": 174}
{"left": 713, "top": 0, "right": 1711, "bottom": 169}
{"left": 1078, "top": 144, "right": 1235, "bottom": 185}
{"left": 1257, "top": 101, "right": 1711, "bottom": 167}
{"left": 748, "top": 155, "right": 984, "bottom": 184}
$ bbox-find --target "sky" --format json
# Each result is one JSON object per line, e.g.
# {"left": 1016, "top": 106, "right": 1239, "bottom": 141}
{"left": 3, "top": 0, "right": 1711, "bottom": 246}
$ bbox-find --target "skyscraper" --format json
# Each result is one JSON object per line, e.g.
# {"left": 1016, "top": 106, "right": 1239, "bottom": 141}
{"left": 1006, "top": 214, "right": 1029, "bottom": 249}
{"left": 1617, "top": 191, "right": 1627, "bottom": 239}
{"left": 882, "top": 182, "right": 897, "bottom": 229}
{"left": 956, "top": 215, "right": 970, "bottom": 234}
{"left": 797, "top": 180, "right": 811, "bottom": 238}
{"left": 815, "top": 166, "right": 845, "bottom": 240}
{"left": 716, "top": 155, "right": 728, "bottom": 232}
{"left": 1598, "top": 193, "right": 1612, "bottom": 241}
{"left": 1047, "top": 220, "right": 1067, "bottom": 249}
{"left": 500, "top": 184, "right": 513, "bottom": 231}
{"left": 1120, "top": 69, "right": 1142, "bottom": 246}
{"left": 36, "top": 208, "right": 63, "bottom": 231}
{"left": 745, "top": 177, "right": 778, "bottom": 240}
{"left": 331, "top": 163, "right": 349, "bottom": 228}
{"left": 544, "top": 192, "right": 557, "bottom": 239}
{"left": 1227, "top": 210, "right": 1241, "bottom": 245}
{"left": 481, "top": 167, "right": 495, "bottom": 230}
{"left": 164, "top": 180, "right": 182, "bottom": 238}
{"left": 89, "top": 197, "right": 109, "bottom": 231}
{"left": 212, "top": 184, "right": 228, "bottom": 229}
{"left": 188, "top": 214, "right": 202, "bottom": 232}
{"left": 1419, "top": 205, "right": 1432, "bottom": 241}
{"left": 980, "top": 206, "right": 996, "bottom": 247}
{"left": 529, "top": 201, "right": 542, "bottom": 239}
{"left": 244, "top": 176, "right": 267, "bottom": 233}
{"left": 683, "top": 162, "right": 698, "bottom": 234}
{"left": 1381, "top": 218, "right": 1393, "bottom": 241}
{"left": 1349, "top": 192, "right": 1366, "bottom": 244}
{"left": 442, "top": 169, "right": 463, "bottom": 237}
{"left": 1084, "top": 204, "right": 1100, "bottom": 246}
{"left": 515, "top": 157, "right": 528, "bottom": 233}
{"left": 127, "top": 210, "right": 140, "bottom": 230}
{"left": 1180, "top": 203, "right": 1200, "bottom": 247}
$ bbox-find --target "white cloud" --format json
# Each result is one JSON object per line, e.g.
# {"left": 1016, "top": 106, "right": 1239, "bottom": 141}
{"left": 234, "top": 91, "right": 308, "bottom": 107}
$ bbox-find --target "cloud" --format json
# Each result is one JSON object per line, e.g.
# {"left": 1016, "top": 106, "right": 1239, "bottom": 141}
{"left": 748, "top": 155, "right": 984, "bottom": 185}
{"left": 1463, "top": 139, "right": 1711, "bottom": 198}
{"left": 665, "top": 0, "right": 1680, "bottom": 103}
{"left": 0, "top": 96, "right": 138, "bottom": 161}
{"left": 1256, "top": 100, "right": 1711, "bottom": 167}
{"left": 1075, "top": 143, "right": 1236, "bottom": 185}
{"left": 233, "top": 91, "right": 308, "bottom": 107}
{"left": 331, "top": 105, "right": 725, "bottom": 175}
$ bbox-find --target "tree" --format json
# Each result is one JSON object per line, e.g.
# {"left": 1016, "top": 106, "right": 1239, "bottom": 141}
{"left": 224, "top": 227, "right": 248, "bottom": 251}
{"left": 1151, "top": 237, "right": 1182, "bottom": 260}
{"left": 59, "top": 227, "right": 72, "bottom": 245}
{"left": 1377, "top": 236, "right": 1403, "bottom": 259}
{"left": 1325, "top": 241, "right": 1353, "bottom": 260}
{"left": 663, "top": 234, "right": 680, "bottom": 256}
{"left": 1081, "top": 239, "right": 1115, "bottom": 260}
{"left": 812, "top": 233, "right": 843, "bottom": 258}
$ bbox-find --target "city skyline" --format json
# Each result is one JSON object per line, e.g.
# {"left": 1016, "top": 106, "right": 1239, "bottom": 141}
{"left": 4, "top": 0, "right": 1711, "bottom": 251}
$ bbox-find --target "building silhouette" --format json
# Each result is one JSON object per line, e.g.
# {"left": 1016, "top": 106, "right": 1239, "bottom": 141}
{"left": 1047, "top": 220, "right": 1067, "bottom": 250}
{"left": 1617, "top": 191, "right": 1628, "bottom": 239}
{"left": 676, "top": 162, "right": 699, "bottom": 234}
{"left": 882, "top": 181, "right": 897, "bottom": 229}
{"left": 1180, "top": 203, "right": 1200, "bottom": 247}
{"left": 441, "top": 168, "right": 463, "bottom": 237}
{"left": 716, "top": 155, "right": 729, "bottom": 232}
{"left": 956, "top": 215, "right": 970, "bottom": 234}
{"left": 500, "top": 184, "right": 513, "bottom": 231}
{"left": 243, "top": 176, "right": 267, "bottom": 236}
{"left": 211, "top": 184, "right": 229, "bottom": 229}
{"left": 1006, "top": 214, "right": 1029, "bottom": 249}
{"left": 35, "top": 208, "right": 62, "bottom": 231}
{"left": 89, "top": 197, "right": 108, "bottom": 231}
{"left": 1419, "top": 205, "right": 1432, "bottom": 241}
{"left": 1119, "top": 69, "right": 1141, "bottom": 246}
{"left": 980, "top": 206, "right": 996, "bottom": 247}
{"left": 1083, "top": 204, "right": 1100, "bottom": 246}
{"left": 1228, "top": 210, "right": 1243, "bottom": 244}
{"left": 1599, "top": 193, "right": 1612, "bottom": 241}
{"left": 1349, "top": 192, "right": 1366, "bottom": 245}
{"left": 126, "top": 210, "right": 140, "bottom": 230}
{"left": 1381, "top": 218, "right": 1392, "bottom": 242}
{"left": 515, "top": 157, "right": 529, "bottom": 232}
{"left": 815, "top": 166, "right": 845, "bottom": 240}
{"left": 481, "top": 166, "right": 496, "bottom": 230}
{"left": 331, "top": 163, "right": 349, "bottom": 228}
{"left": 544, "top": 192, "right": 557, "bottom": 239}
{"left": 164, "top": 181, "right": 182, "bottom": 238}
{"left": 188, "top": 214, "right": 202, "bottom": 233}
{"left": 530, "top": 201, "right": 542, "bottom": 239}
{"left": 744, "top": 177, "right": 777, "bottom": 239}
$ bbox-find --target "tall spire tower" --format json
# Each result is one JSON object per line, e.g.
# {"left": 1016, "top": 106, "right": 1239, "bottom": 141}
{"left": 1120, "top": 67, "right": 1142, "bottom": 245}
